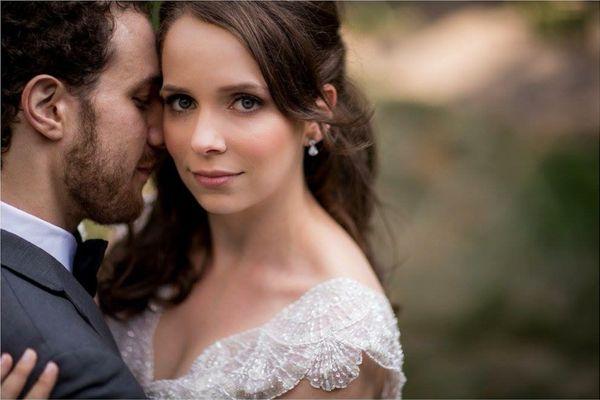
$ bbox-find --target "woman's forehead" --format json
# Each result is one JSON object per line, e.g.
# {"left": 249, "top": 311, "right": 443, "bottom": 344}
{"left": 161, "top": 16, "right": 266, "bottom": 92}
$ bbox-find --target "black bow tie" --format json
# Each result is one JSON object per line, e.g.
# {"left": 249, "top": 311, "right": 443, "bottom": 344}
{"left": 72, "top": 238, "right": 108, "bottom": 297}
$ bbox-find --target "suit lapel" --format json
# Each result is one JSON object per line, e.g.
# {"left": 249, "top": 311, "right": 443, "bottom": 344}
{"left": 1, "top": 230, "right": 120, "bottom": 353}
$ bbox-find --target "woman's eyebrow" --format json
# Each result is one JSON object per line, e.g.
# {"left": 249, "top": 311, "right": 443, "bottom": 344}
{"left": 217, "top": 82, "right": 268, "bottom": 95}
{"left": 160, "top": 84, "right": 191, "bottom": 96}
{"left": 160, "top": 82, "right": 269, "bottom": 97}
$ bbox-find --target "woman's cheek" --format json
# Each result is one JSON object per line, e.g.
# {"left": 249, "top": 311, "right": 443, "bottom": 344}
{"left": 164, "top": 121, "right": 189, "bottom": 162}
{"left": 240, "top": 118, "right": 297, "bottom": 164}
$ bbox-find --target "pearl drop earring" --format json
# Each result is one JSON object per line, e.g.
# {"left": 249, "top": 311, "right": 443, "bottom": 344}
{"left": 308, "top": 139, "right": 319, "bottom": 156}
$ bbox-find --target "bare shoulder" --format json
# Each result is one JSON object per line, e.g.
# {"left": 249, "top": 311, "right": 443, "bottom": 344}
{"left": 306, "top": 213, "right": 385, "bottom": 295}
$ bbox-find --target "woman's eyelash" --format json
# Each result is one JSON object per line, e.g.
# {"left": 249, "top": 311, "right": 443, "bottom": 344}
{"left": 233, "top": 93, "right": 262, "bottom": 103}
{"left": 161, "top": 93, "right": 263, "bottom": 113}
{"left": 163, "top": 94, "right": 186, "bottom": 105}
{"left": 231, "top": 93, "right": 264, "bottom": 112}
{"left": 164, "top": 94, "right": 196, "bottom": 112}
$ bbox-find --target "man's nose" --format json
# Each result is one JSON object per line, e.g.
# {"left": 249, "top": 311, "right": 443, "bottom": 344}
{"left": 147, "top": 98, "right": 164, "bottom": 148}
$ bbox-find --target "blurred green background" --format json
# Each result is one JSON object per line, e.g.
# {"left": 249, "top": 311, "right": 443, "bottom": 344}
{"left": 342, "top": 1, "right": 598, "bottom": 398}
{"left": 85, "top": 1, "right": 599, "bottom": 398}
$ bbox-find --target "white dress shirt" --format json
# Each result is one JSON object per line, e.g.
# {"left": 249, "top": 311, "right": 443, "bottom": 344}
{"left": 1, "top": 201, "right": 77, "bottom": 272}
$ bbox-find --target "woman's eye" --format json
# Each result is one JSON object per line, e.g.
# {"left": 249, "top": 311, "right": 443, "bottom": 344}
{"left": 231, "top": 95, "right": 262, "bottom": 113}
{"left": 166, "top": 94, "right": 196, "bottom": 112}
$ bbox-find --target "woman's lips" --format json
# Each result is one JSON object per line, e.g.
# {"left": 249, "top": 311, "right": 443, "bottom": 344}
{"left": 192, "top": 170, "right": 243, "bottom": 188}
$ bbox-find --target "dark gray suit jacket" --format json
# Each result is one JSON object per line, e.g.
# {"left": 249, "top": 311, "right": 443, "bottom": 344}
{"left": 1, "top": 230, "right": 146, "bottom": 398}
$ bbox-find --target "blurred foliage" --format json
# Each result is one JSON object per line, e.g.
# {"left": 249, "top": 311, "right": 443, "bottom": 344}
{"left": 374, "top": 99, "right": 599, "bottom": 398}
{"left": 516, "top": 1, "right": 599, "bottom": 41}
{"left": 81, "top": 219, "right": 111, "bottom": 240}
{"left": 343, "top": 3, "right": 598, "bottom": 397}
{"left": 149, "top": 1, "right": 161, "bottom": 30}
{"left": 523, "top": 139, "right": 599, "bottom": 254}
{"left": 342, "top": 2, "right": 421, "bottom": 36}
{"left": 343, "top": 1, "right": 600, "bottom": 45}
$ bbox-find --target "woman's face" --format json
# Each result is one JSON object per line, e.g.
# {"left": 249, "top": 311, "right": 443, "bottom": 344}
{"left": 161, "top": 15, "right": 306, "bottom": 215}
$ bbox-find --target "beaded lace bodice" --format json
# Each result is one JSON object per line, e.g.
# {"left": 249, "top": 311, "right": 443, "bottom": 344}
{"left": 107, "top": 278, "right": 406, "bottom": 399}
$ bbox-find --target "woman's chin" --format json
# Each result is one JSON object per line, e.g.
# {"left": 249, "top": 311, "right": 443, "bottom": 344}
{"left": 196, "top": 195, "right": 246, "bottom": 215}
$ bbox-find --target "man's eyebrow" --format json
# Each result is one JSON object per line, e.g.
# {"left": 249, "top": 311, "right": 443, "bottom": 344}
{"left": 132, "top": 74, "right": 162, "bottom": 92}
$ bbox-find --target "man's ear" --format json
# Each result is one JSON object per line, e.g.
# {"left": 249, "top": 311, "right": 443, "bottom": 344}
{"left": 20, "top": 75, "right": 71, "bottom": 141}
{"left": 303, "top": 83, "right": 338, "bottom": 145}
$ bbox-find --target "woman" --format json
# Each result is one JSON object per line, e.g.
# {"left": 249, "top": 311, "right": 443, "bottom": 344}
{"left": 100, "top": 2, "right": 405, "bottom": 398}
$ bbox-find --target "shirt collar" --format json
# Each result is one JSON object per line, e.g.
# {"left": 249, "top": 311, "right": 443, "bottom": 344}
{"left": 0, "top": 201, "right": 78, "bottom": 273}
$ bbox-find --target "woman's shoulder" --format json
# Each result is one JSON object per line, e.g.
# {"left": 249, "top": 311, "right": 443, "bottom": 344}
{"left": 304, "top": 214, "right": 384, "bottom": 295}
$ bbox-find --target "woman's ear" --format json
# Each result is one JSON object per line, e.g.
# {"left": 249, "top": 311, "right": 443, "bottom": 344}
{"left": 20, "top": 75, "right": 71, "bottom": 141}
{"left": 303, "top": 83, "right": 338, "bottom": 145}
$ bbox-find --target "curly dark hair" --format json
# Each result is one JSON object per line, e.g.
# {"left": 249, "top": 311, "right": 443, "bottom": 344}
{"left": 1, "top": 1, "right": 150, "bottom": 158}
{"left": 99, "top": 1, "right": 385, "bottom": 318}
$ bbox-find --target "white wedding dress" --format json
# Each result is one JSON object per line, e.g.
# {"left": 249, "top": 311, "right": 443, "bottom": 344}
{"left": 107, "top": 278, "right": 406, "bottom": 399}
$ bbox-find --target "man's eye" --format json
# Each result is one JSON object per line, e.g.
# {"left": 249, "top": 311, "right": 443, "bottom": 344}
{"left": 133, "top": 97, "right": 150, "bottom": 110}
{"left": 166, "top": 95, "right": 196, "bottom": 112}
{"left": 231, "top": 95, "right": 262, "bottom": 113}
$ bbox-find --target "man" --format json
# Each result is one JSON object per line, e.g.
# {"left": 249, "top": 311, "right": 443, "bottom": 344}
{"left": 1, "top": 2, "right": 163, "bottom": 397}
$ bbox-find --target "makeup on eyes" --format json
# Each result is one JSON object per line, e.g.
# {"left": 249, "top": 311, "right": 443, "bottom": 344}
{"left": 164, "top": 94, "right": 196, "bottom": 113}
{"left": 162, "top": 92, "right": 266, "bottom": 115}
{"left": 229, "top": 93, "right": 263, "bottom": 113}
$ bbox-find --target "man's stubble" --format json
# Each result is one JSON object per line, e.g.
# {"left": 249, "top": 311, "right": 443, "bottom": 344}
{"left": 63, "top": 97, "right": 144, "bottom": 225}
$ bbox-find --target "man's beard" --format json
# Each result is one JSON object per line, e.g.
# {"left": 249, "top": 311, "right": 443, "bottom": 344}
{"left": 63, "top": 98, "right": 144, "bottom": 224}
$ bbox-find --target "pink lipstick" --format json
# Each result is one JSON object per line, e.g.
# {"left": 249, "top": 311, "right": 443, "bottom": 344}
{"left": 192, "top": 170, "right": 243, "bottom": 188}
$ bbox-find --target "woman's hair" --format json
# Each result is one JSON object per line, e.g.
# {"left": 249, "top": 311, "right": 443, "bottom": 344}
{"left": 99, "top": 1, "right": 380, "bottom": 318}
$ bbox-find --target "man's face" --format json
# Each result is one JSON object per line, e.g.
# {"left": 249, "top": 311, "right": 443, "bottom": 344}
{"left": 64, "top": 10, "right": 161, "bottom": 224}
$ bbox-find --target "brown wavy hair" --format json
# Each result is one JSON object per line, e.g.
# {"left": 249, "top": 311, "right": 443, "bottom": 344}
{"left": 99, "top": 1, "right": 381, "bottom": 318}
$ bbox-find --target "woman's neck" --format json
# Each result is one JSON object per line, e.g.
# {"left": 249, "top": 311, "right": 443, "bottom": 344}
{"left": 206, "top": 180, "right": 323, "bottom": 274}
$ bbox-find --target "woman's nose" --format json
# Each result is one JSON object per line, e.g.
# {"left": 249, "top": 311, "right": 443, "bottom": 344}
{"left": 190, "top": 113, "right": 227, "bottom": 155}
